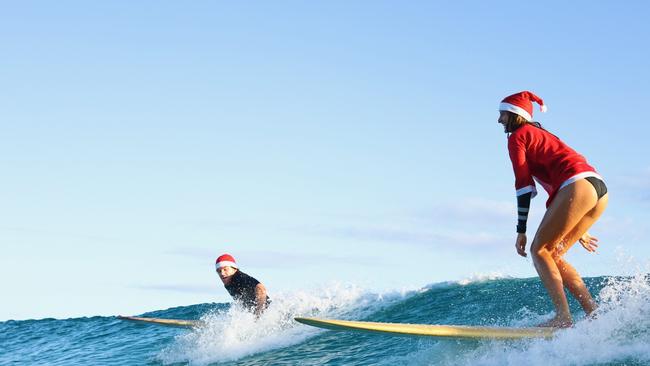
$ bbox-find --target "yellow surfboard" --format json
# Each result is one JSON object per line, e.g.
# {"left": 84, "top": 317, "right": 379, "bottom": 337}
{"left": 118, "top": 315, "right": 200, "bottom": 328}
{"left": 294, "top": 317, "right": 555, "bottom": 339}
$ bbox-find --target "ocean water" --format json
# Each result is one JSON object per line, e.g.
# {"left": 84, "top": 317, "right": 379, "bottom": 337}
{"left": 2, "top": 274, "right": 650, "bottom": 366}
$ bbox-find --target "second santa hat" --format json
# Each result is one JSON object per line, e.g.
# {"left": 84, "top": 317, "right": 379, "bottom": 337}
{"left": 215, "top": 254, "right": 238, "bottom": 269}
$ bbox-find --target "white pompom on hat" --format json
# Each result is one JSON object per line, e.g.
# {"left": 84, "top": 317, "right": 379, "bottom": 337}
{"left": 499, "top": 91, "right": 547, "bottom": 122}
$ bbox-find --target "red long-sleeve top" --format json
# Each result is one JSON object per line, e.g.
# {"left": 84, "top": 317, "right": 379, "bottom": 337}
{"left": 508, "top": 124, "right": 598, "bottom": 207}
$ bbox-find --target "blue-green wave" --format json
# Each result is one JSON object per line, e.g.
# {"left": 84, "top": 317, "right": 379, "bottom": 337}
{"left": 2, "top": 274, "right": 649, "bottom": 365}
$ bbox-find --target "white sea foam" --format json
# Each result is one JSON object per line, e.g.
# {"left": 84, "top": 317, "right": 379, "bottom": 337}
{"left": 416, "top": 272, "right": 511, "bottom": 294}
{"left": 157, "top": 283, "right": 413, "bottom": 365}
{"left": 456, "top": 271, "right": 512, "bottom": 286}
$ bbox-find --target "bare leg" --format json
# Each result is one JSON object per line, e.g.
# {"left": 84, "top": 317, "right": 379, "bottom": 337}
{"left": 531, "top": 245, "right": 571, "bottom": 326}
{"left": 553, "top": 194, "right": 608, "bottom": 315}
{"left": 530, "top": 179, "right": 599, "bottom": 327}
{"left": 555, "top": 259, "right": 597, "bottom": 315}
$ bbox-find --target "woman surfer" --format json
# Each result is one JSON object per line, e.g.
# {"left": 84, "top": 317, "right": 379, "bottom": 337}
{"left": 498, "top": 91, "right": 608, "bottom": 328}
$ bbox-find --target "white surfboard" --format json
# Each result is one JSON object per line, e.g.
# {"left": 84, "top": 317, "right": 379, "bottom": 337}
{"left": 294, "top": 317, "right": 555, "bottom": 339}
{"left": 118, "top": 315, "right": 200, "bottom": 328}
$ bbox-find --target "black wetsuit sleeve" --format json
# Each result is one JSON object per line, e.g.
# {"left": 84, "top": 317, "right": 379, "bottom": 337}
{"left": 516, "top": 192, "right": 532, "bottom": 234}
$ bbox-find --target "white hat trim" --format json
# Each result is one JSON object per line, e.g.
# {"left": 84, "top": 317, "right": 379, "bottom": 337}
{"left": 500, "top": 102, "right": 532, "bottom": 122}
{"left": 215, "top": 260, "right": 238, "bottom": 269}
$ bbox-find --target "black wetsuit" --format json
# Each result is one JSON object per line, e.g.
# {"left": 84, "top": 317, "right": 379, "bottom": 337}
{"left": 224, "top": 270, "right": 270, "bottom": 310}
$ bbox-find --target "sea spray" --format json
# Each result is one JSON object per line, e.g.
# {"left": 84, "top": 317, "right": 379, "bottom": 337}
{"left": 157, "top": 282, "right": 413, "bottom": 365}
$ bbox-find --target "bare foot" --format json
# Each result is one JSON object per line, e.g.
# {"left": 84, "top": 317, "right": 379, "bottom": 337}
{"left": 538, "top": 316, "right": 573, "bottom": 328}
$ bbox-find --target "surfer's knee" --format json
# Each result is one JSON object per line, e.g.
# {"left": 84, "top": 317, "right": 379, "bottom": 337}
{"left": 530, "top": 240, "right": 551, "bottom": 260}
{"left": 531, "top": 247, "right": 549, "bottom": 270}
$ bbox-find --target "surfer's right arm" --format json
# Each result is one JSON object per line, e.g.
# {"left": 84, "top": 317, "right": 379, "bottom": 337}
{"left": 508, "top": 133, "right": 535, "bottom": 257}
{"left": 254, "top": 283, "right": 268, "bottom": 317}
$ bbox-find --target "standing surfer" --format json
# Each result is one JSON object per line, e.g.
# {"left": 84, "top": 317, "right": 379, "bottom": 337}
{"left": 216, "top": 254, "right": 270, "bottom": 316}
{"left": 498, "top": 91, "right": 608, "bottom": 328}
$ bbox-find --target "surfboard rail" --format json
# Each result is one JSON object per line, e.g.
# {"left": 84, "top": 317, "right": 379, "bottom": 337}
{"left": 117, "top": 315, "right": 200, "bottom": 328}
{"left": 294, "top": 317, "right": 556, "bottom": 339}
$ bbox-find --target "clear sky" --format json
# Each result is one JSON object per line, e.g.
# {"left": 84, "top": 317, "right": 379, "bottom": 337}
{"left": 2, "top": 1, "right": 649, "bottom": 321}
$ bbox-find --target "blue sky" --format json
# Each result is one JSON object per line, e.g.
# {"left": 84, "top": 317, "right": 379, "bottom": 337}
{"left": 1, "top": 1, "right": 649, "bottom": 321}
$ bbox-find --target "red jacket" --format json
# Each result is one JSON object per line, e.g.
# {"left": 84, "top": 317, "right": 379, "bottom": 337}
{"left": 508, "top": 124, "right": 598, "bottom": 207}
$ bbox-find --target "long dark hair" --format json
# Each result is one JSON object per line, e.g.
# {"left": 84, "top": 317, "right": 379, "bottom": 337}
{"left": 505, "top": 112, "right": 550, "bottom": 135}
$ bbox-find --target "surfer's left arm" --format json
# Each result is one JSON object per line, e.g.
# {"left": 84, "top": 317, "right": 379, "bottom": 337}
{"left": 254, "top": 283, "right": 268, "bottom": 317}
{"left": 578, "top": 232, "right": 599, "bottom": 252}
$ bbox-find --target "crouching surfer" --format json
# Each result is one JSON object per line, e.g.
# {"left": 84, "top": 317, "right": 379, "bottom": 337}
{"left": 498, "top": 91, "right": 609, "bottom": 328}
{"left": 216, "top": 254, "right": 270, "bottom": 317}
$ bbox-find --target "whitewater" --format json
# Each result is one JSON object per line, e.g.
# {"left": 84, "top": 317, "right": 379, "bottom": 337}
{"left": 2, "top": 273, "right": 649, "bottom": 365}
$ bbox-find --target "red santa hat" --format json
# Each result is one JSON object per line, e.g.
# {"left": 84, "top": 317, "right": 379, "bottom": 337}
{"left": 215, "top": 254, "right": 238, "bottom": 269}
{"left": 499, "top": 91, "right": 547, "bottom": 122}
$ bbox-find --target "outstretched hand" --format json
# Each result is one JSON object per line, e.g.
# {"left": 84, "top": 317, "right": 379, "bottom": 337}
{"left": 515, "top": 233, "right": 527, "bottom": 257}
{"left": 579, "top": 232, "right": 599, "bottom": 253}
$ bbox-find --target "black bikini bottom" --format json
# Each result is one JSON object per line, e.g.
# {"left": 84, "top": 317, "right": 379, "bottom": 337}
{"left": 585, "top": 176, "right": 607, "bottom": 199}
